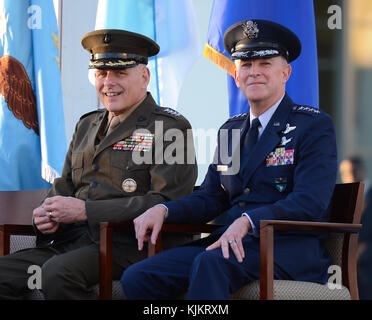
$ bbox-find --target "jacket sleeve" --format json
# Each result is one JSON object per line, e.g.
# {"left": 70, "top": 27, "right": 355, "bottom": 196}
{"left": 32, "top": 126, "right": 78, "bottom": 244}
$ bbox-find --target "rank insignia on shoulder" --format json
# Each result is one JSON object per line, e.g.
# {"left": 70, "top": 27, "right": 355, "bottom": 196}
{"left": 162, "top": 107, "right": 181, "bottom": 117}
{"left": 113, "top": 133, "right": 154, "bottom": 152}
{"left": 266, "top": 147, "right": 294, "bottom": 167}
{"left": 292, "top": 105, "right": 320, "bottom": 115}
{"left": 227, "top": 112, "right": 248, "bottom": 121}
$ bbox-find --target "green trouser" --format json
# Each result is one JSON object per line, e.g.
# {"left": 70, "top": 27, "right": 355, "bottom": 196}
{"left": 0, "top": 232, "right": 146, "bottom": 299}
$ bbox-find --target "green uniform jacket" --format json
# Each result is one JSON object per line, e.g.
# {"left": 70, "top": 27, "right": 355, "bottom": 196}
{"left": 35, "top": 93, "right": 198, "bottom": 247}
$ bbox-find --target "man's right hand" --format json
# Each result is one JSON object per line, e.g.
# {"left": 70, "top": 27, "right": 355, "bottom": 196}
{"left": 134, "top": 205, "right": 167, "bottom": 251}
{"left": 33, "top": 204, "right": 59, "bottom": 234}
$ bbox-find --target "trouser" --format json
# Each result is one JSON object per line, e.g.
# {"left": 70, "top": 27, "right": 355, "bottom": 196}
{"left": 121, "top": 236, "right": 290, "bottom": 300}
{"left": 0, "top": 232, "right": 146, "bottom": 299}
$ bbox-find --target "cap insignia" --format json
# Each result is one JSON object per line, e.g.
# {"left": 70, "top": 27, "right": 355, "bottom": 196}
{"left": 242, "top": 21, "right": 259, "bottom": 40}
{"left": 89, "top": 60, "right": 136, "bottom": 68}
{"left": 103, "top": 33, "right": 111, "bottom": 44}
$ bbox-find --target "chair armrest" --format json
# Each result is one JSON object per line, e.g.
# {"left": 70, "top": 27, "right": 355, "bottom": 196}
{"left": 161, "top": 223, "right": 222, "bottom": 234}
{"left": 259, "top": 220, "right": 362, "bottom": 300}
{"left": 98, "top": 221, "right": 224, "bottom": 300}
{"left": 260, "top": 220, "right": 362, "bottom": 233}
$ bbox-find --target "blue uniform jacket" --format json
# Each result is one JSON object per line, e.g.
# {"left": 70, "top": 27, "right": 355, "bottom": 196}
{"left": 165, "top": 93, "right": 337, "bottom": 283}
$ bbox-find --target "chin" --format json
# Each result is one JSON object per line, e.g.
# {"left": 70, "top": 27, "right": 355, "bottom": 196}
{"left": 246, "top": 94, "right": 266, "bottom": 102}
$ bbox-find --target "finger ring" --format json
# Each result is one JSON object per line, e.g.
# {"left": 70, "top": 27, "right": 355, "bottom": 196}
{"left": 48, "top": 212, "right": 54, "bottom": 218}
{"left": 228, "top": 239, "right": 237, "bottom": 245}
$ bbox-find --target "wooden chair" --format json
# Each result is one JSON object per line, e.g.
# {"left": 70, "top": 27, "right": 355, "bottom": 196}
{"left": 0, "top": 189, "right": 48, "bottom": 256}
{"left": 0, "top": 189, "right": 48, "bottom": 299}
{"left": 99, "top": 182, "right": 364, "bottom": 300}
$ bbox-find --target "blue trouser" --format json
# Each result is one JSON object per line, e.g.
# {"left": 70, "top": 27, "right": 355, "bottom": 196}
{"left": 121, "top": 236, "right": 290, "bottom": 300}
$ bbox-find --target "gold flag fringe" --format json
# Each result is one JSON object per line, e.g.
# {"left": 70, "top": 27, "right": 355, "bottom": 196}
{"left": 203, "top": 43, "right": 236, "bottom": 77}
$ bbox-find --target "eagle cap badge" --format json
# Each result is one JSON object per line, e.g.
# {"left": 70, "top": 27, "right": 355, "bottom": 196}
{"left": 242, "top": 20, "right": 259, "bottom": 40}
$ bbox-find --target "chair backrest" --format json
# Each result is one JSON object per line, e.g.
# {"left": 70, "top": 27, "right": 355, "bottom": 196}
{"left": 325, "top": 182, "right": 364, "bottom": 298}
{"left": 0, "top": 189, "right": 49, "bottom": 225}
{"left": 328, "top": 182, "right": 364, "bottom": 224}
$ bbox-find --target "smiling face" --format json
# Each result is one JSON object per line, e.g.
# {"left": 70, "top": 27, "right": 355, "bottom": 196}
{"left": 234, "top": 56, "right": 291, "bottom": 115}
{"left": 95, "top": 65, "right": 150, "bottom": 115}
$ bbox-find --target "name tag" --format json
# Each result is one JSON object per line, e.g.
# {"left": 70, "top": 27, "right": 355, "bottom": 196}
{"left": 217, "top": 165, "right": 228, "bottom": 172}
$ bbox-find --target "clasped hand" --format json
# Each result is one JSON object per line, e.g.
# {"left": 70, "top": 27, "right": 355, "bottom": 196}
{"left": 33, "top": 196, "right": 87, "bottom": 234}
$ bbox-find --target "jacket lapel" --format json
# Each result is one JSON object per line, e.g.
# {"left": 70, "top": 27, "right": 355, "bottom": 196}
{"left": 84, "top": 111, "right": 106, "bottom": 158}
{"left": 241, "top": 94, "right": 294, "bottom": 186}
{"left": 219, "top": 114, "right": 250, "bottom": 198}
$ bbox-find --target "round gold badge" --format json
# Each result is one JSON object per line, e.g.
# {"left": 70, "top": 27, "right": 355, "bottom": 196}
{"left": 122, "top": 178, "right": 137, "bottom": 193}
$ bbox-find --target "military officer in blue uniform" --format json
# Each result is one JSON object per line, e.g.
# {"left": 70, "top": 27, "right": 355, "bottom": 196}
{"left": 121, "top": 19, "right": 338, "bottom": 299}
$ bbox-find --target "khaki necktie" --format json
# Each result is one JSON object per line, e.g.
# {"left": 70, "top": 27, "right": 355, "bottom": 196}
{"left": 107, "top": 116, "right": 120, "bottom": 136}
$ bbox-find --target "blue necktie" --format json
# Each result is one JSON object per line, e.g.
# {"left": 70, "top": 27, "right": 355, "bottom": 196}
{"left": 239, "top": 117, "right": 261, "bottom": 173}
{"left": 243, "top": 117, "right": 261, "bottom": 156}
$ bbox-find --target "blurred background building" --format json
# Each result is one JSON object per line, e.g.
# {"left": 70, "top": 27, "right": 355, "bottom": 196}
{"left": 314, "top": 0, "right": 372, "bottom": 182}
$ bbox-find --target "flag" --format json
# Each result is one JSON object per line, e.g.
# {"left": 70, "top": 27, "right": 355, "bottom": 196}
{"left": 0, "top": 0, "right": 66, "bottom": 190}
{"left": 204, "top": 0, "right": 319, "bottom": 116}
{"left": 94, "top": 0, "right": 200, "bottom": 107}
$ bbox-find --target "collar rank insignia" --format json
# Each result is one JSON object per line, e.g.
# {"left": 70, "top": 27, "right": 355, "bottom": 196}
{"left": 282, "top": 123, "right": 296, "bottom": 134}
{"left": 113, "top": 133, "right": 154, "bottom": 152}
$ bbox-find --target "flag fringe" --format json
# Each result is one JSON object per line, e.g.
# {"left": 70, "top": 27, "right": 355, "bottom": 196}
{"left": 42, "top": 162, "right": 60, "bottom": 184}
{"left": 203, "top": 43, "right": 236, "bottom": 77}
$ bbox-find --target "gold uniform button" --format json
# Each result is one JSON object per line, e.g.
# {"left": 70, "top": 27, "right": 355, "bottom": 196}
{"left": 122, "top": 178, "right": 137, "bottom": 193}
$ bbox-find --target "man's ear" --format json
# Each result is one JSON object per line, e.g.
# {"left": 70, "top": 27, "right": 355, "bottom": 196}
{"left": 140, "top": 65, "right": 150, "bottom": 88}
{"left": 283, "top": 63, "right": 292, "bottom": 83}
{"left": 234, "top": 67, "right": 241, "bottom": 88}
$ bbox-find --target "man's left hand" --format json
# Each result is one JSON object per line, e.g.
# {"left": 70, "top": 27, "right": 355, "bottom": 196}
{"left": 43, "top": 196, "right": 87, "bottom": 224}
{"left": 206, "top": 216, "right": 251, "bottom": 263}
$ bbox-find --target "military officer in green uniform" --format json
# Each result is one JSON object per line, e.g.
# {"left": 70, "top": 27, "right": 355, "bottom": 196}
{"left": 0, "top": 29, "right": 197, "bottom": 299}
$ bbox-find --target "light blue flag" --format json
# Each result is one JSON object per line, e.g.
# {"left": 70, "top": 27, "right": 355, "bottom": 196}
{"left": 204, "top": 0, "right": 319, "bottom": 116}
{"left": 0, "top": 0, "right": 66, "bottom": 190}
{"left": 95, "top": 0, "right": 200, "bottom": 107}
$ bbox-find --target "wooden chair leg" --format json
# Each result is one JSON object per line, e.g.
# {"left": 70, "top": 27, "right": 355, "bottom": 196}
{"left": 147, "top": 232, "right": 163, "bottom": 257}
{"left": 347, "top": 233, "right": 359, "bottom": 300}
{"left": 99, "top": 223, "right": 113, "bottom": 300}
{"left": 0, "top": 230, "right": 10, "bottom": 256}
{"left": 260, "top": 224, "right": 274, "bottom": 300}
